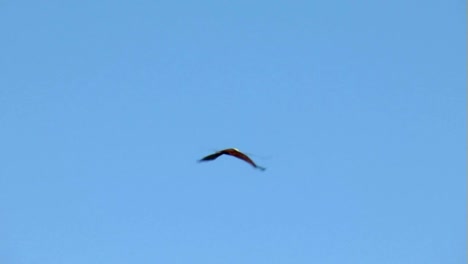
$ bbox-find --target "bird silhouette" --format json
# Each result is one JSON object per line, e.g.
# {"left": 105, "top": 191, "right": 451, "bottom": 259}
{"left": 198, "top": 148, "right": 266, "bottom": 171}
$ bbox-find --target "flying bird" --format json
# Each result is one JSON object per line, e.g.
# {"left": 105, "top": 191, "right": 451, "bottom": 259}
{"left": 198, "top": 148, "right": 266, "bottom": 171}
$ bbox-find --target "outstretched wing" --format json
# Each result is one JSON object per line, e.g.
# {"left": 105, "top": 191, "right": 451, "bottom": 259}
{"left": 198, "top": 151, "right": 224, "bottom": 162}
{"left": 223, "top": 149, "right": 266, "bottom": 170}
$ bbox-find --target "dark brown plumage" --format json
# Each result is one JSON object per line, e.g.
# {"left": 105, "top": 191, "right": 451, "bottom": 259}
{"left": 198, "top": 148, "right": 266, "bottom": 171}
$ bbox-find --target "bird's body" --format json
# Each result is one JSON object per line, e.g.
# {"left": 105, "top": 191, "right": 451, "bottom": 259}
{"left": 198, "top": 148, "right": 266, "bottom": 171}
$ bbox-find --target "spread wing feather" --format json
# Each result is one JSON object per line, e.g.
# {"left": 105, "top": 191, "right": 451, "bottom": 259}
{"left": 223, "top": 149, "right": 256, "bottom": 167}
{"left": 198, "top": 152, "right": 223, "bottom": 162}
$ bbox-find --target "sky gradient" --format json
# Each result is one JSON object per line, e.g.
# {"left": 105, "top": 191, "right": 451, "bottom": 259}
{"left": 0, "top": 1, "right": 466, "bottom": 263}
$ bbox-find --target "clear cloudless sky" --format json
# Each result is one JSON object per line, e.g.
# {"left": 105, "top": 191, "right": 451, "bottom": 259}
{"left": 0, "top": 1, "right": 465, "bottom": 263}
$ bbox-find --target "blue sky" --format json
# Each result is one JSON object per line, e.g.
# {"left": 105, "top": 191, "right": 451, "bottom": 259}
{"left": 0, "top": 1, "right": 465, "bottom": 263}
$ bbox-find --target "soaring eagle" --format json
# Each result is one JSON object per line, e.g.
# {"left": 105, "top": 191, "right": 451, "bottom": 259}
{"left": 198, "top": 148, "right": 266, "bottom": 171}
